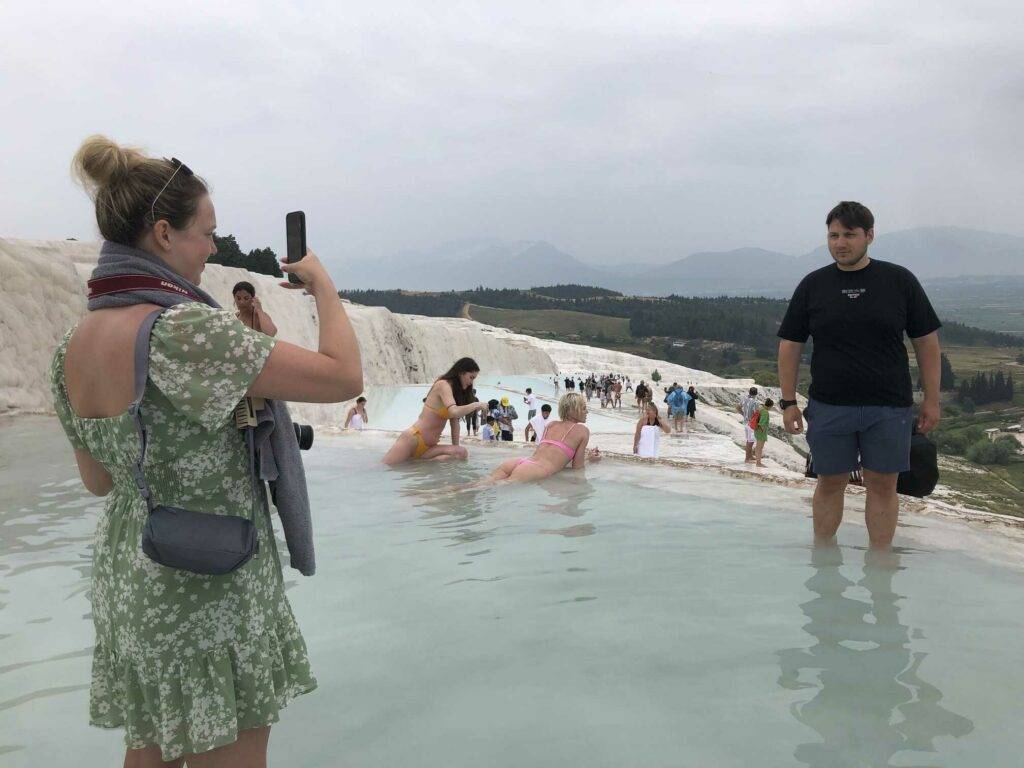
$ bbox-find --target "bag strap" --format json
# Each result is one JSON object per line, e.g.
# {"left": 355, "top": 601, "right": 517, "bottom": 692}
{"left": 127, "top": 309, "right": 166, "bottom": 513}
{"left": 128, "top": 307, "right": 260, "bottom": 521}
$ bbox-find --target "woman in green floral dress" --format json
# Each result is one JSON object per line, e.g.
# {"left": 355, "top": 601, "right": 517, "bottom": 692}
{"left": 51, "top": 135, "right": 363, "bottom": 766}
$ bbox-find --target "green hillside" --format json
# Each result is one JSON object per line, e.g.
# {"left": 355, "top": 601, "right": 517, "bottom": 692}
{"left": 468, "top": 305, "right": 631, "bottom": 343}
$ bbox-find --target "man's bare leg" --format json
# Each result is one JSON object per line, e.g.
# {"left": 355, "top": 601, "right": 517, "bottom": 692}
{"left": 862, "top": 469, "right": 899, "bottom": 549}
{"left": 813, "top": 473, "right": 849, "bottom": 542}
{"left": 744, "top": 442, "right": 754, "bottom": 462}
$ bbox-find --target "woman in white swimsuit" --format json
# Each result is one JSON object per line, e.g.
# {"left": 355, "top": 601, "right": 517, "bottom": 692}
{"left": 344, "top": 396, "right": 368, "bottom": 430}
{"left": 634, "top": 402, "right": 671, "bottom": 459}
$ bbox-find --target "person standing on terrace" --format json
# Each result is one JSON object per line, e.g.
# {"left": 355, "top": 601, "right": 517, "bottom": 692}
{"left": 737, "top": 387, "right": 759, "bottom": 463}
{"left": 777, "top": 201, "right": 942, "bottom": 549}
{"left": 464, "top": 387, "right": 481, "bottom": 437}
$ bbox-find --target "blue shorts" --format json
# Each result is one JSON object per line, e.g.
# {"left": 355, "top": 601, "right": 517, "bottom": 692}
{"left": 804, "top": 398, "right": 913, "bottom": 476}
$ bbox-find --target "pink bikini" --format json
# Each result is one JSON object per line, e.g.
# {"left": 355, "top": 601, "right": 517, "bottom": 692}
{"left": 514, "top": 423, "right": 580, "bottom": 469}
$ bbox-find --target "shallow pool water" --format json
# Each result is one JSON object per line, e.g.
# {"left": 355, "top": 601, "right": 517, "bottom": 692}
{"left": 356, "top": 374, "right": 635, "bottom": 434}
{"left": 3, "top": 417, "right": 1023, "bottom": 766}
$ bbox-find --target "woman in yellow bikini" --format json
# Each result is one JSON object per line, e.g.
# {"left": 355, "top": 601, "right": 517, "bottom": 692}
{"left": 382, "top": 357, "right": 490, "bottom": 465}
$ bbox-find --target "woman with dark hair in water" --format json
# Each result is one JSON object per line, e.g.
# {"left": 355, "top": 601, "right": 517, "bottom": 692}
{"left": 382, "top": 357, "right": 489, "bottom": 464}
{"left": 232, "top": 280, "right": 277, "bottom": 337}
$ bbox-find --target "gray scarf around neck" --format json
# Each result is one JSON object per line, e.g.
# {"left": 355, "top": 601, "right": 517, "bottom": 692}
{"left": 89, "top": 240, "right": 315, "bottom": 576}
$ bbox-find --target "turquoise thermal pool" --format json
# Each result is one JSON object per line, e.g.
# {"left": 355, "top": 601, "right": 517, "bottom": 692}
{"left": 2, "top": 416, "right": 1023, "bottom": 766}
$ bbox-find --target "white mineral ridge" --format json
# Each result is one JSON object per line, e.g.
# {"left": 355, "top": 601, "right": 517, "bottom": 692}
{"left": 1, "top": 237, "right": 800, "bottom": 470}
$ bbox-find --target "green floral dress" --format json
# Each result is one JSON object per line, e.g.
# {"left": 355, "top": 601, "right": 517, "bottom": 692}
{"left": 49, "top": 303, "right": 316, "bottom": 761}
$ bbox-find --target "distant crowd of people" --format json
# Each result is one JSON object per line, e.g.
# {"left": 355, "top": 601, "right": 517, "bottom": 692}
{"left": 561, "top": 374, "right": 628, "bottom": 409}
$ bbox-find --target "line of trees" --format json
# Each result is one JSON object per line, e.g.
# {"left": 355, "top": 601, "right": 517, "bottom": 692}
{"left": 529, "top": 284, "right": 623, "bottom": 299}
{"left": 332, "top": 286, "right": 1024, "bottom": 358}
{"left": 939, "top": 321, "right": 1024, "bottom": 348}
{"left": 956, "top": 370, "right": 1015, "bottom": 406}
{"left": 210, "top": 235, "right": 283, "bottom": 278}
{"left": 336, "top": 289, "right": 464, "bottom": 317}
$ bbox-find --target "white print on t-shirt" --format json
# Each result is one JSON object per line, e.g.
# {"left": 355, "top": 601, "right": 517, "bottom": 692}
{"left": 841, "top": 288, "right": 867, "bottom": 299}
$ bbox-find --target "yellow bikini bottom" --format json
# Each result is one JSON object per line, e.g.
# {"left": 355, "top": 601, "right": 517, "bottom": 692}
{"left": 409, "top": 426, "right": 431, "bottom": 459}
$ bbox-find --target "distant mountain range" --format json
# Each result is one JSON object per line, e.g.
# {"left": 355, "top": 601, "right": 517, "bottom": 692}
{"left": 336, "top": 227, "right": 1024, "bottom": 295}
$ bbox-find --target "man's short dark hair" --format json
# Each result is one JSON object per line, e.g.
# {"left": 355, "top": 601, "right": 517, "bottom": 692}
{"left": 232, "top": 280, "right": 256, "bottom": 296}
{"left": 526, "top": 387, "right": 532, "bottom": 393}
{"left": 749, "top": 387, "right": 757, "bottom": 396}
{"left": 541, "top": 404, "right": 552, "bottom": 413}
{"left": 826, "top": 201, "right": 874, "bottom": 232}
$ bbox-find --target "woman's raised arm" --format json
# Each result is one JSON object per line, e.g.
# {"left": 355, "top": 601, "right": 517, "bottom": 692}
{"left": 249, "top": 249, "right": 363, "bottom": 403}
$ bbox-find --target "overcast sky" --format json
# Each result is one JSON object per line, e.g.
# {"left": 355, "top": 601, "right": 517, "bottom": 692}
{"left": 2, "top": 0, "right": 1022, "bottom": 276}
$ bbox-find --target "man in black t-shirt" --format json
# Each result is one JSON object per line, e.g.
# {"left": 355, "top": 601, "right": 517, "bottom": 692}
{"left": 777, "top": 201, "right": 942, "bottom": 549}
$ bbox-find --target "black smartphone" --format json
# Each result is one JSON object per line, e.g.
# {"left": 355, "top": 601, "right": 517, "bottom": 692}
{"left": 285, "top": 211, "right": 306, "bottom": 285}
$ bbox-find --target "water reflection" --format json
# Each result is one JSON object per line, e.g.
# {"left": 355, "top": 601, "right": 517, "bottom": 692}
{"left": 777, "top": 546, "right": 973, "bottom": 767}
{"left": 406, "top": 469, "right": 598, "bottom": 545}
{"left": 538, "top": 475, "right": 597, "bottom": 519}
{"left": 397, "top": 462, "right": 495, "bottom": 547}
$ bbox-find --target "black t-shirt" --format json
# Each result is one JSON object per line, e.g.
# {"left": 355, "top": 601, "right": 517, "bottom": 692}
{"left": 777, "top": 259, "right": 940, "bottom": 407}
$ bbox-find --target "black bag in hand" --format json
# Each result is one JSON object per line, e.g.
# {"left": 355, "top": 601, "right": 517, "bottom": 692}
{"left": 897, "top": 426, "right": 939, "bottom": 498}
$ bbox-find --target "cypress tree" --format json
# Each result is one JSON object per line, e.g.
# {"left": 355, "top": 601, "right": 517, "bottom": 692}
{"left": 940, "top": 353, "right": 956, "bottom": 390}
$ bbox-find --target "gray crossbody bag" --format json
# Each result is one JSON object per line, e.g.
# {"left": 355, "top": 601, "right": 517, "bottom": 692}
{"left": 131, "top": 308, "right": 260, "bottom": 575}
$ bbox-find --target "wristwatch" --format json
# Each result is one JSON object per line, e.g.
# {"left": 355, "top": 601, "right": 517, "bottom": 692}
{"left": 779, "top": 398, "right": 799, "bottom": 410}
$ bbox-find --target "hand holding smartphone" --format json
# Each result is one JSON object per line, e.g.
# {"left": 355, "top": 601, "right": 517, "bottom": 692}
{"left": 285, "top": 211, "right": 306, "bottom": 285}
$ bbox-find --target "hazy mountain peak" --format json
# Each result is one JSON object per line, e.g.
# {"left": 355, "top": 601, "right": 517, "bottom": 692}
{"left": 338, "top": 227, "right": 1024, "bottom": 293}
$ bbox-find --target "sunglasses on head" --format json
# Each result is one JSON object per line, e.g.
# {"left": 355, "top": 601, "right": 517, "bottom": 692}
{"left": 149, "top": 157, "right": 194, "bottom": 224}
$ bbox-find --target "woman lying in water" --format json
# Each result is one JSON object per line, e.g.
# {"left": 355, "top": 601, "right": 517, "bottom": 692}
{"left": 382, "top": 357, "right": 490, "bottom": 465}
{"left": 450, "top": 393, "right": 601, "bottom": 490}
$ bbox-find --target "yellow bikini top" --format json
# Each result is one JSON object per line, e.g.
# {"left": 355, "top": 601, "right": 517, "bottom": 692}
{"left": 424, "top": 401, "right": 451, "bottom": 419}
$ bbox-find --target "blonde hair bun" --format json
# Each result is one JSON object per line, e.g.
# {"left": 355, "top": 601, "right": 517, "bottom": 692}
{"left": 71, "top": 134, "right": 146, "bottom": 193}
{"left": 69, "top": 134, "right": 207, "bottom": 245}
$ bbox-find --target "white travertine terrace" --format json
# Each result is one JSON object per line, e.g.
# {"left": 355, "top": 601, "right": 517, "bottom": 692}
{"left": 0, "top": 237, "right": 796, "bottom": 468}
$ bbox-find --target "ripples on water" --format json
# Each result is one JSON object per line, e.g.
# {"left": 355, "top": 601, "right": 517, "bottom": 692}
{"left": 2, "top": 418, "right": 1022, "bottom": 766}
